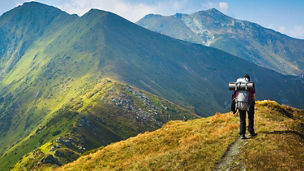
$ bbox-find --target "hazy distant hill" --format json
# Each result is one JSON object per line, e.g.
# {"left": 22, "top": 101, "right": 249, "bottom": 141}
{"left": 0, "top": 2, "right": 304, "bottom": 170}
{"left": 137, "top": 8, "right": 304, "bottom": 76}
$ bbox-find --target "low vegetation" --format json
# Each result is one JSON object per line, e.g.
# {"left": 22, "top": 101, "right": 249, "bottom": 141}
{"left": 59, "top": 101, "right": 304, "bottom": 170}
{"left": 8, "top": 79, "right": 196, "bottom": 170}
{"left": 235, "top": 101, "right": 304, "bottom": 170}
{"left": 59, "top": 111, "right": 239, "bottom": 170}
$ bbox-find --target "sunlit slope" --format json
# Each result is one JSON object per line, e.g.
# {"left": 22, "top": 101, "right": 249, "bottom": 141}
{"left": 0, "top": 2, "right": 79, "bottom": 155}
{"left": 59, "top": 101, "right": 304, "bottom": 170}
{"left": 0, "top": 2, "right": 77, "bottom": 76}
{"left": 235, "top": 101, "right": 304, "bottom": 170}
{"left": 0, "top": 2, "right": 303, "bottom": 170}
{"left": 1, "top": 79, "right": 196, "bottom": 170}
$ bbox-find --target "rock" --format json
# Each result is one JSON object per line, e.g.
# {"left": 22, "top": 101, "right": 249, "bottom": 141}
{"left": 50, "top": 147, "right": 56, "bottom": 152}
{"left": 63, "top": 141, "right": 73, "bottom": 149}
{"left": 40, "top": 155, "right": 62, "bottom": 166}
{"left": 55, "top": 150, "right": 64, "bottom": 157}
{"left": 78, "top": 117, "right": 93, "bottom": 130}
{"left": 50, "top": 145, "right": 61, "bottom": 152}
{"left": 56, "top": 137, "right": 64, "bottom": 143}
{"left": 77, "top": 145, "right": 86, "bottom": 151}
{"left": 55, "top": 136, "right": 75, "bottom": 149}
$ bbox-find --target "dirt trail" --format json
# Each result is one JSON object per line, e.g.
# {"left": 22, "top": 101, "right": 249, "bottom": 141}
{"left": 213, "top": 136, "right": 248, "bottom": 171}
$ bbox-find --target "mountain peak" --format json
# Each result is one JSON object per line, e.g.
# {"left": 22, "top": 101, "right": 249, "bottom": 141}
{"left": 18, "top": 1, "right": 61, "bottom": 12}
{"left": 87, "top": 8, "right": 108, "bottom": 14}
{"left": 81, "top": 8, "right": 131, "bottom": 27}
{"left": 82, "top": 8, "right": 116, "bottom": 19}
{"left": 21, "top": 1, "right": 47, "bottom": 6}
{"left": 196, "top": 8, "right": 226, "bottom": 17}
{"left": 208, "top": 8, "right": 222, "bottom": 13}
{"left": 137, "top": 7, "right": 304, "bottom": 76}
{"left": 1, "top": 1, "right": 65, "bottom": 19}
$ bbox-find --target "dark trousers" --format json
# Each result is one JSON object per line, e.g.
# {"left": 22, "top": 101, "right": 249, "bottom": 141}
{"left": 239, "top": 105, "right": 255, "bottom": 135}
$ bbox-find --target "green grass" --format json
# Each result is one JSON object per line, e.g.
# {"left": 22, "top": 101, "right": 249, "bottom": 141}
{"left": 59, "top": 111, "right": 239, "bottom": 171}
{"left": 2, "top": 79, "right": 196, "bottom": 170}
{"left": 58, "top": 101, "right": 304, "bottom": 171}
{"left": 1, "top": 109, "right": 78, "bottom": 170}
{"left": 0, "top": 3, "right": 303, "bottom": 171}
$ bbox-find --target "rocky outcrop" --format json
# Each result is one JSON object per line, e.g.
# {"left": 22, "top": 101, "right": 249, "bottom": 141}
{"left": 39, "top": 155, "right": 61, "bottom": 166}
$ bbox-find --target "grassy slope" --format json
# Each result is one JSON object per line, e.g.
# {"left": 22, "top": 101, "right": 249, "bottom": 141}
{"left": 59, "top": 101, "right": 304, "bottom": 170}
{"left": 235, "top": 101, "right": 304, "bottom": 170}
{"left": 0, "top": 2, "right": 78, "bottom": 154}
{"left": 0, "top": 3, "right": 303, "bottom": 170}
{"left": 0, "top": 2, "right": 77, "bottom": 75}
{"left": 0, "top": 5, "right": 303, "bottom": 154}
{"left": 4, "top": 79, "right": 196, "bottom": 170}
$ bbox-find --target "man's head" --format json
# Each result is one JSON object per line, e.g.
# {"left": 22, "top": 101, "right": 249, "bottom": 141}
{"left": 243, "top": 74, "right": 250, "bottom": 81}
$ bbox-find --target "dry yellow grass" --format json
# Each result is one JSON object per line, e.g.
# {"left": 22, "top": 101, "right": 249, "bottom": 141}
{"left": 57, "top": 100, "right": 304, "bottom": 171}
{"left": 58, "top": 112, "right": 239, "bottom": 170}
{"left": 234, "top": 101, "right": 304, "bottom": 171}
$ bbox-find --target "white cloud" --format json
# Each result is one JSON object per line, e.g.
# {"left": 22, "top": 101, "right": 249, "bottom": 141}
{"left": 268, "top": 25, "right": 304, "bottom": 39}
{"left": 200, "top": 1, "right": 229, "bottom": 13}
{"left": 278, "top": 26, "right": 286, "bottom": 34}
{"left": 289, "top": 25, "right": 304, "bottom": 39}
{"left": 171, "top": 0, "right": 188, "bottom": 11}
{"left": 15, "top": 0, "right": 35, "bottom": 7}
{"left": 218, "top": 2, "right": 228, "bottom": 12}
{"left": 201, "top": 1, "right": 216, "bottom": 9}
{"left": 59, "top": 0, "right": 154, "bottom": 22}
{"left": 267, "top": 24, "right": 273, "bottom": 29}
{"left": 58, "top": 0, "right": 189, "bottom": 22}
{"left": 10, "top": 0, "right": 304, "bottom": 40}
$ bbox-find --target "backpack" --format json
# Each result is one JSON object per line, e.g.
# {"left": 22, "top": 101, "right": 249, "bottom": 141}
{"left": 235, "top": 77, "right": 250, "bottom": 111}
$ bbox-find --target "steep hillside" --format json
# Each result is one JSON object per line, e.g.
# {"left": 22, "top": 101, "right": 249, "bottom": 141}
{"left": 59, "top": 101, "right": 304, "bottom": 170}
{"left": 1, "top": 79, "right": 196, "bottom": 170}
{"left": 0, "top": 2, "right": 304, "bottom": 170}
{"left": 2, "top": 3, "right": 302, "bottom": 119}
{"left": 137, "top": 8, "right": 304, "bottom": 76}
{"left": 0, "top": 2, "right": 77, "bottom": 77}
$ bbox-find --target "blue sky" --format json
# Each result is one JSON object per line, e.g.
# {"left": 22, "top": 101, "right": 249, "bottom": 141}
{"left": 1, "top": 0, "right": 304, "bottom": 39}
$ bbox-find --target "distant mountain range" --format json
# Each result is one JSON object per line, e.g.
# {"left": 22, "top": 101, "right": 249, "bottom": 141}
{"left": 0, "top": 2, "right": 303, "bottom": 170}
{"left": 137, "top": 8, "right": 304, "bottom": 76}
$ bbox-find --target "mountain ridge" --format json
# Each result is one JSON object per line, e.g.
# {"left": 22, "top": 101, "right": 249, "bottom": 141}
{"left": 0, "top": 1, "right": 77, "bottom": 76}
{"left": 1, "top": 79, "right": 197, "bottom": 170}
{"left": 58, "top": 100, "right": 304, "bottom": 170}
{"left": 137, "top": 8, "right": 304, "bottom": 76}
{"left": 0, "top": 2, "right": 303, "bottom": 170}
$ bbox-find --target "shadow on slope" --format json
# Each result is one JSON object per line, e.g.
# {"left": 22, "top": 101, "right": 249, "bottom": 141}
{"left": 0, "top": 79, "right": 196, "bottom": 171}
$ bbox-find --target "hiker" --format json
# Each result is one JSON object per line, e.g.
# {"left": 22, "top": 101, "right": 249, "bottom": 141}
{"left": 231, "top": 74, "right": 257, "bottom": 139}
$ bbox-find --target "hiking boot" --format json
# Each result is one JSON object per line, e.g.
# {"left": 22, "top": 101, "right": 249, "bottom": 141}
{"left": 250, "top": 132, "right": 257, "bottom": 137}
{"left": 241, "top": 134, "right": 246, "bottom": 139}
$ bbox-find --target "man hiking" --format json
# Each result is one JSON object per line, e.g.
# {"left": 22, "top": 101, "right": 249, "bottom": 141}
{"left": 232, "top": 74, "right": 257, "bottom": 139}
